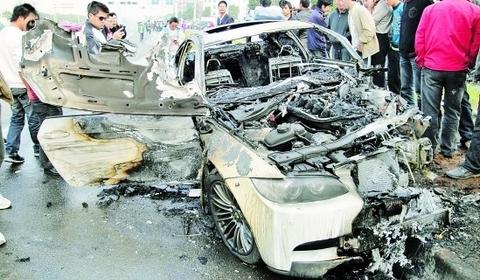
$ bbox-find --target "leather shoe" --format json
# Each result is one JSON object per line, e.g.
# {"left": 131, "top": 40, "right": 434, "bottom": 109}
{"left": 446, "top": 166, "right": 480, "bottom": 180}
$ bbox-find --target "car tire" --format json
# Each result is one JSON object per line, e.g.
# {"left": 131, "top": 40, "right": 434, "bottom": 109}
{"left": 206, "top": 172, "right": 261, "bottom": 264}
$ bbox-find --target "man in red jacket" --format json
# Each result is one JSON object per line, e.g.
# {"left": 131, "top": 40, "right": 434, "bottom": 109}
{"left": 415, "top": 0, "right": 480, "bottom": 159}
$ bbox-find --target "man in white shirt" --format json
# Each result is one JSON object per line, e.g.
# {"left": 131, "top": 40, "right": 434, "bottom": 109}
{"left": 0, "top": 3, "right": 39, "bottom": 164}
{"left": 254, "top": 0, "right": 284, "bottom": 20}
{"left": 160, "top": 17, "right": 185, "bottom": 55}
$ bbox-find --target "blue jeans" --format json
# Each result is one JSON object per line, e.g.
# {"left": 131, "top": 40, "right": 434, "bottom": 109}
{"left": 400, "top": 56, "right": 421, "bottom": 107}
{"left": 31, "top": 101, "right": 63, "bottom": 169}
{"left": 463, "top": 101, "right": 480, "bottom": 173}
{"left": 5, "top": 88, "right": 38, "bottom": 155}
{"left": 436, "top": 87, "right": 474, "bottom": 145}
{"left": 421, "top": 68, "right": 466, "bottom": 156}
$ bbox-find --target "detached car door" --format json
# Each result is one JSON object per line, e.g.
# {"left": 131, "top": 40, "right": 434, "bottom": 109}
{"left": 21, "top": 19, "right": 206, "bottom": 187}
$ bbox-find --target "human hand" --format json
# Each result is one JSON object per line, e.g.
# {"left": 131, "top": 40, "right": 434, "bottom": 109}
{"left": 112, "top": 28, "right": 125, "bottom": 40}
{"left": 356, "top": 43, "right": 364, "bottom": 52}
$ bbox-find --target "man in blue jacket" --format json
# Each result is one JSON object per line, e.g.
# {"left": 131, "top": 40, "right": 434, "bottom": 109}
{"left": 308, "top": 0, "right": 332, "bottom": 58}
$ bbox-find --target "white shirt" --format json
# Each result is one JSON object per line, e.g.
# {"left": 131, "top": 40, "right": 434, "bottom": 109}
{"left": 0, "top": 25, "right": 25, "bottom": 88}
{"left": 160, "top": 27, "right": 185, "bottom": 54}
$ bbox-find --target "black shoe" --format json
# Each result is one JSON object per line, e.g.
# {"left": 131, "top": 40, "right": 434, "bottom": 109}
{"left": 4, "top": 153, "right": 25, "bottom": 164}
{"left": 44, "top": 167, "right": 60, "bottom": 176}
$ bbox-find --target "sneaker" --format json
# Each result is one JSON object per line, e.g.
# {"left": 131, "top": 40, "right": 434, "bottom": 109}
{"left": 0, "top": 194, "right": 11, "bottom": 210}
{"left": 0, "top": 232, "right": 5, "bottom": 246}
{"left": 446, "top": 166, "right": 480, "bottom": 180}
{"left": 4, "top": 153, "right": 25, "bottom": 164}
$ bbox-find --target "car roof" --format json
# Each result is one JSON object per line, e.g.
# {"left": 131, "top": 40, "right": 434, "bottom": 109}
{"left": 203, "top": 21, "right": 314, "bottom": 47}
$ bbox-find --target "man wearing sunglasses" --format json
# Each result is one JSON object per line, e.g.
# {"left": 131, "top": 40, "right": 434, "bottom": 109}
{"left": 0, "top": 3, "right": 39, "bottom": 164}
{"left": 85, "top": 1, "right": 111, "bottom": 54}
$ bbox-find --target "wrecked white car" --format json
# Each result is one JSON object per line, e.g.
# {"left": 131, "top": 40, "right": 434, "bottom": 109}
{"left": 20, "top": 19, "right": 448, "bottom": 278}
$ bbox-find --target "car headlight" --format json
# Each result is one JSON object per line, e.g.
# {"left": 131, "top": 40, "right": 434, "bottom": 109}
{"left": 251, "top": 176, "right": 349, "bottom": 204}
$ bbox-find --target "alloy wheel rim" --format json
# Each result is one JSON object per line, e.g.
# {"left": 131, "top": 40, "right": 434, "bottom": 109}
{"left": 211, "top": 181, "right": 254, "bottom": 255}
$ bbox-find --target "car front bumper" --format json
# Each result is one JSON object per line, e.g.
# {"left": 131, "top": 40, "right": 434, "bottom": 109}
{"left": 224, "top": 177, "right": 364, "bottom": 276}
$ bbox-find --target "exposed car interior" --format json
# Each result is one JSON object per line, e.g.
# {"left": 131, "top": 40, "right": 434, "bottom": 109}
{"left": 203, "top": 31, "right": 308, "bottom": 90}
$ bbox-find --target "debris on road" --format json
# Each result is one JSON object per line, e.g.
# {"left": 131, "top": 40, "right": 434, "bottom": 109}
{"left": 15, "top": 257, "right": 30, "bottom": 263}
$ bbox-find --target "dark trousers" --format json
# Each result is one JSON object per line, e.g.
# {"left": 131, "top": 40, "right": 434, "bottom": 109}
{"left": 421, "top": 68, "right": 466, "bottom": 156}
{"left": 331, "top": 44, "right": 350, "bottom": 61}
{"left": 31, "top": 101, "right": 63, "bottom": 169}
{"left": 371, "top": 33, "right": 389, "bottom": 88}
{"left": 387, "top": 47, "right": 401, "bottom": 94}
{"left": 459, "top": 88, "right": 474, "bottom": 143}
{"left": 463, "top": 101, "right": 480, "bottom": 173}
{"left": 5, "top": 88, "right": 38, "bottom": 155}
{"left": 310, "top": 47, "right": 328, "bottom": 58}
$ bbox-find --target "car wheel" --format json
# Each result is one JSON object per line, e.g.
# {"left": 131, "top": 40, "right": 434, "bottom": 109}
{"left": 206, "top": 173, "right": 261, "bottom": 264}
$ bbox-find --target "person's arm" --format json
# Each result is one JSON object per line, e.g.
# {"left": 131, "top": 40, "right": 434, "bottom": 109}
{"left": 85, "top": 26, "right": 99, "bottom": 54}
{"left": 414, "top": 7, "right": 428, "bottom": 68}
{"left": 474, "top": 53, "right": 480, "bottom": 81}
{"left": 120, "top": 25, "right": 127, "bottom": 39}
{"left": 468, "top": 15, "right": 480, "bottom": 70}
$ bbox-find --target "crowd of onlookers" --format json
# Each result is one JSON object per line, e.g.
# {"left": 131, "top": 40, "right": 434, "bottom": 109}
{"left": 0, "top": 0, "right": 479, "bottom": 245}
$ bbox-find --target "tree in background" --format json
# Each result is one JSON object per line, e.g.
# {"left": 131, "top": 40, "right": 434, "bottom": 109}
{"left": 229, "top": 5, "right": 240, "bottom": 19}
{"left": 248, "top": 0, "right": 257, "bottom": 10}
{"left": 202, "top": 6, "right": 212, "bottom": 17}
{"left": 181, "top": 5, "right": 194, "bottom": 20}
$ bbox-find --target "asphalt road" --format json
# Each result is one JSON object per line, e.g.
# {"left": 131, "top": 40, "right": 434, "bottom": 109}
{"left": 0, "top": 101, "right": 285, "bottom": 280}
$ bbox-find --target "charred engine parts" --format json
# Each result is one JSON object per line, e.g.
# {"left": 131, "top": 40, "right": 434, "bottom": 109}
{"left": 383, "top": 138, "right": 433, "bottom": 169}
{"left": 263, "top": 123, "right": 311, "bottom": 149}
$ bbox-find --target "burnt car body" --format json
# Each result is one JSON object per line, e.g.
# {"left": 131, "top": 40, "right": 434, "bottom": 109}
{"left": 19, "top": 19, "right": 447, "bottom": 278}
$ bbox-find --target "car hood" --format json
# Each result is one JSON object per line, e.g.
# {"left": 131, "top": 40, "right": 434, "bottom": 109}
{"left": 21, "top": 18, "right": 208, "bottom": 116}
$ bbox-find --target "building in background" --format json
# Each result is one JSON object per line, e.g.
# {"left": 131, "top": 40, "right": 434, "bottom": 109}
{"left": 0, "top": 0, "right": 253, "bottom": 24}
